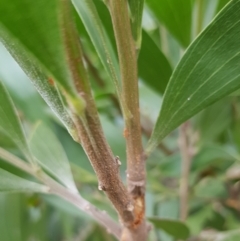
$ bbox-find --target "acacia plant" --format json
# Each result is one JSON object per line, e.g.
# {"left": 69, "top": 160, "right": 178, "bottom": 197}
{"left": 0, "top": 0, "right": 240, "bottom": 240}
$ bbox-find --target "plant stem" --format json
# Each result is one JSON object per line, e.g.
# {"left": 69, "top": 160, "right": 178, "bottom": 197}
{"left": 0, "top": 148, "right": 121, "bottom": 239}
{"left": 60, "top": 0, "right": 135, "bottom": 227}
{"left": 179, "top": 122, "right": 192, "bottom": 221}
{"left": 0, "top": 147, "right": 35, "bottom": 175}
{"left": 38, "top": 172, "right": 122, "bottom": 239}
{"left": 195, "top": 0, "right": 204, "bottom": 36}
{"left": 108, "top": 0, "right": 147, "bottom": 239}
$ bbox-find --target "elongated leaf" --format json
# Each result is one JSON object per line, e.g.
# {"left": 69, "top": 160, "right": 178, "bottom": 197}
{"left": 29, "top": 123, "right": 77, "bottom": 192}
{"left": 29, "top": 71, "right": 76, "bottom": 137}
{"left": 0, "top": 168, "right": 48, "bottom": 193}
{"left": 0, "top": 0, "right": 75, "bottom": 95}
{"left": 90, "top": 1, "right": 172, "bottom": 95}
{"left": 139, "top": 31, "right": 172, "bottom": 94}
{"left": 0, "top": 131, "right": 15, "bottom": 149}
{"left": 0, "top": 81, "right": 33, "bottom": 162}
{"left": 0, "top": 7, "right": 77, "bottom": 137}
{"left": 129, "top": 0, "right": 144, "bottom": 50}
{"left": 0, "top": 194, "right": 22, "bottom": 241}
{"left": 217, "top": 0, "right": 231, "bottom": 13}
{"left": 0, "top": 0, "right": 80, "bottom": 140}
{"left": 72, "top": 0, "right": 121, "bottom": 94}
{"left": 193, "top": 98, "right": 232, "bottom": 142}
{"left": 71, "top": 163, "right": 97, "bottom": 185}
{"left": 147, "top": 0, "right": 240, "bottom": 153}
{"left": 146, "top": 0, "right": 192, "bottom": 47}
{"left": 148, "top": 217, "right": 190, "bottom": 239}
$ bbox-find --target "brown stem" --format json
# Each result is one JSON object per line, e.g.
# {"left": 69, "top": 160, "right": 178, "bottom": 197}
{"left": 179, "top": 122, "right": 192, "bottom": 221}
{"left": 85, "top": 54, "right": 173, "bottom": 158}
{"left": 60, "top": 0, "right": 135, "bottom": 227}
{"left": 73, "top": 114, "right": 134, "bottom": 225}
{"left": 108, "top": 0, "right": 147, "bottom": 239}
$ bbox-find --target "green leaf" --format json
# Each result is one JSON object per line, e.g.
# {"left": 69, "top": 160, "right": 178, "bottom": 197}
{"left": 148, "top": 217, "right": 190, "bottom": 239}
{"left": 216, "top": 0, "right": 231, "bottom": 13}
{"left": 72, "top": 0, "right": 121, "bottom": 94}
{"left": 89, "top": 1, "right": 172, "bottom": 95}
{"left": 0, "top": 194, "right": 22, "bottom": 241}
{"left": 138, "top": 31, "right": 172, "bottom": 94}
{"left": 146, "top": 0, "right": 192, "bottom": 47}
{"left": 0, "top": 0, "right": 75, "bottom": 95}
{"left": 71, "top": 163, "right": 97, "bottom": 185}
{"left": 193, "top": 98, "right": 232, "bottom": 142}
{"left": 0, "top": 131, "right": 15, "bottom": 149}
{"left": 219, "top": 230, "right": 240, "bottom": 241}
{"left": 128, "top": 0, "right": 144, "bottom": 50}
{"left": 29, "top": 73, "right": 76, "bottom": 138}
{"left": 195, "top": 177, "right": 227, "bottom": 199}
{"left": 147, "top": 0, "right": 240, "bottom": 153}
{"left": 0, "top": 37, "right": 76, "bottom": 136}
{"left": 29, "top": 123, "right": 77, "bottom": 192}
{"left": 0, "top": 168, "right": 48, "bottom": 193}
{"left": 0, "top": 81, "right": 33, "bottom": 163}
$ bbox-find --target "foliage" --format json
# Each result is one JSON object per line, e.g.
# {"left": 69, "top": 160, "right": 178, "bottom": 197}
{"left": 0, "top": 0, "right": 240, "bottom": 240}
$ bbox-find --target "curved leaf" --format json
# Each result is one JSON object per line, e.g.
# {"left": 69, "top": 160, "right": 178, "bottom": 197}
{"left": 148, "top": 217, "right": 190, "bottom": 239}
{"left": 129, "top": 0, "right": 144, "bottom": 50}
{"left": 0, "top": 0, "right": 75, "bottom": 94}
{"left": 0, "top": 194, "right": 22, "bottom": 241}
{"left": 0, "top": 168, "right": 48, "bottom": 193}
{"left": 146, "top": 0, "right": 192, "bottom": 47}
{"left": 0, "top": 81, "right": 33, "bottom": 163}
{"left": 217, "top": 0, "right": 231, "bottom": 13}
{"left": 147, "top": 0, "right": 240, "bottom": 153}
{"left": 90, "top": 1, "right": 172, "bottom": 95}
{"left": 139, "top": 31, "right": 172, "bottom": 94}
{"left": 29, "top": 72, "right": 76, "bottom": 136}
{"left": 0, "top": 0, "right": 83, "bottom": 145}
{"left": 29, "top": 123, "right": 77, "bottom": 192}
{"left": 72, "top": 0, "right": 121, "bottom": 94}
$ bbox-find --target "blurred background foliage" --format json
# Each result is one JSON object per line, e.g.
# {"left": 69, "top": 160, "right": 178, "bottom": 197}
{"left": 1, "top": 0, "right": 240, "bottom": 240}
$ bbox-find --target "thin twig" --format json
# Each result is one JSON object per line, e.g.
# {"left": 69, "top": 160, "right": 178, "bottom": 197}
{"left": 38, "top": 172, "right": 122, "bottom": 239}
{"left": 178, "top": 122, "right": 192, "bottom": 221}
{"left": 85, "top": 53, "right": 174, "bottom": 159}
{"left": 108, "top": 0, "right": 147, "bottom": 239}
{"left": 60, "top": 0, "right": 135, "bottom": 226}
{"left": 0, "top": 147, "right": 35, "bottom": 175}
{"left": 195, "top": 0, "right": 204, "bottom": 36}
{"left": 0, "top": 148, "right": 121, "bottom": 239}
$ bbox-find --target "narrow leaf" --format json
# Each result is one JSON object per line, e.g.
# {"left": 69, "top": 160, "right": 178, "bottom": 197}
{"left": 0, "top": 194, "right": 22, "bottom": 241}
{"left": 128, "top": 0, "right": 144, "bottom": 50}
{"left": 216, "top": 0, "right": 231, "bottom": 13}
{"left": 72, "top": 0, "right": 121, "bottom": 94}
{"left": 88, "top": 2, "right": 172, "bottom": 95}
{"left": 147, "top": 0, "right": 240, "bottom": 153}
{"left": 148, "top": 217, "right": 190, "bottom": 239}
{"left": 0, "top": 0, "right": 81, "bottom": 139}
{"left": 0, "top": 0, "right": 75, "bottom": 95}
{"left": 0, "top": 168, "right": 49, "bottom": 193}
{"left": 0, "top": 81, "right": 32, "bottom": 163}
{"left": 138, "top": 31, "right": 172, "bottom": 94}
{"left": 146, "top": 0, "right": 192, "bottom": 47}
{"left": 29, "top": 123, "right": 77, "bottom": 192}
{"left": 29, "top": 71, "right": 76, "bottom": 138}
